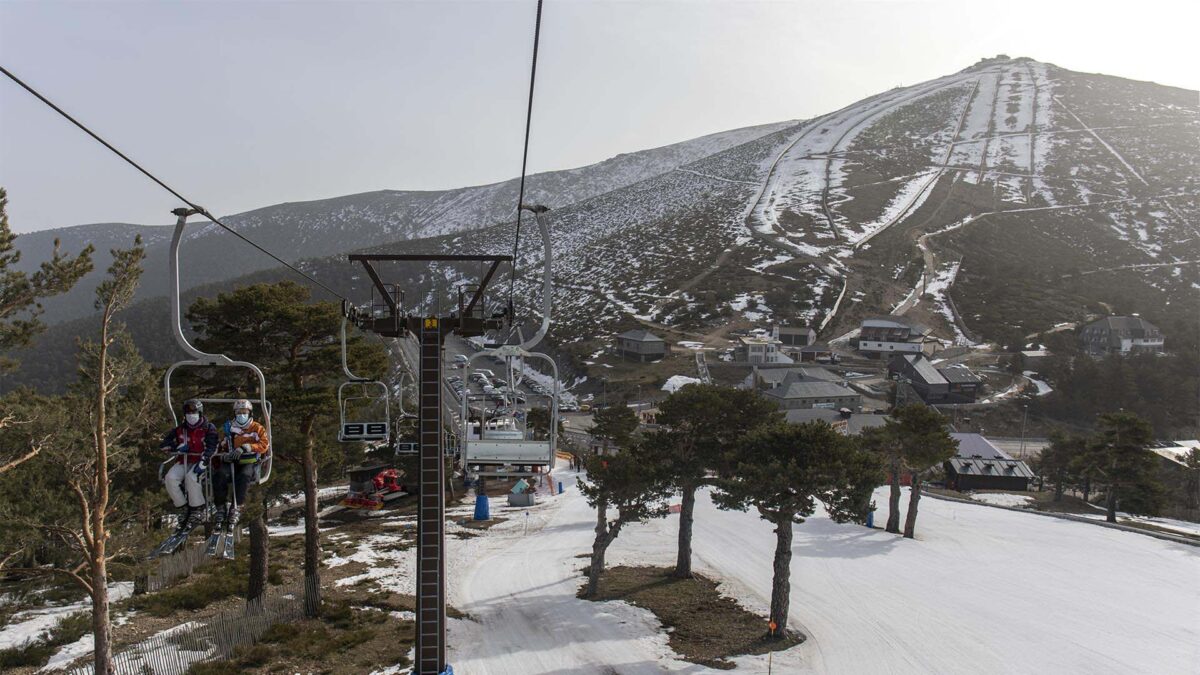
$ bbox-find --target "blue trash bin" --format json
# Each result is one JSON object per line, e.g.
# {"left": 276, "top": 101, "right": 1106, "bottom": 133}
{"left": 473, "top": 493, "right": 490, "bottom": 521}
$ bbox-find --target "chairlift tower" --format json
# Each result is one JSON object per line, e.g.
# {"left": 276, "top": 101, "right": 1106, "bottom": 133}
{"left": 346, "top": 252, "right": 513, "bottom": 675}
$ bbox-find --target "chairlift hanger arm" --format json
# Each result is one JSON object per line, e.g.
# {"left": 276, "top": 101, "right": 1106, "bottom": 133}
{"left": 463, "top": 259, "right": 503, "bottom": 317}
{"left": 355, "top": 260, "right": 397, "bottom": 315}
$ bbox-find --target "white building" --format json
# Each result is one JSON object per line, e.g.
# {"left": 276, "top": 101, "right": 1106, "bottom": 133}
{"left": 735, "top": 335, "right": 792, "bottom": 364}
{"left": 857, "top": 316, "right": 937, "bottom": 356}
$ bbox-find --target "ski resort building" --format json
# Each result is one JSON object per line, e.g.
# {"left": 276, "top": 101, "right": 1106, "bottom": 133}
{"left": 887, "top": 354, "right": 982, "bottom": 404}
{"left": 944, "top": 433, "right": 1034, "bottom": 492}
{"left": 1078, "top": 316, "right": 1165, "bottom": 355}
{"left": 796, "top": 343, "right": 836, "bottom": 363}
{"left": 771, "top": 324, "right": 816, "bottom": 358}
{"left": 784, "top": 408, "right": 888, "bottom": 435}
{"left": 743, "top": 365, "right": 841, "bottom": 390}
{"left": 857, "top": 316, "right": 937, "bottom": 357}
{"left": 734, "top": 335, "right": 790, "bottom": 364}
{"left": 615, "top": 329, "right": 668, "bottom": 362}
{"left": 760, "top": 372, "right": 862, "bottom": 411}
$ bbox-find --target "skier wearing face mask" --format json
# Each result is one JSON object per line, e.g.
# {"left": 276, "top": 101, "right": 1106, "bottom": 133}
{"left": 158, "top": 399, "right": 219, "bottom": 537}
{"left": 211, "top": 399, "right": 269, "bottom": 540}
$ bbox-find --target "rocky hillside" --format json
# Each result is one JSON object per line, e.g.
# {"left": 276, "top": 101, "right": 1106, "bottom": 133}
{"left": 9, "top": 121, "right": 793, "bottom": 326}
{"left": 6, "top": 56, "right": 1197, "bottom": 392}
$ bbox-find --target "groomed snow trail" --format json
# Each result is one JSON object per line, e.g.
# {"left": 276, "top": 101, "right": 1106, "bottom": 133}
{"left": 450, "top": 475, "right": 1199, "bottom": 674}
{"left": 448, "top": 465, "right": 704, "bottom": 674}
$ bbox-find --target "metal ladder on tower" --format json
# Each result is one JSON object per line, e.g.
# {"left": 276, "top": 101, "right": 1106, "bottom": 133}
{"left": 417, "top": 316, "right": 447, "bottom": 672}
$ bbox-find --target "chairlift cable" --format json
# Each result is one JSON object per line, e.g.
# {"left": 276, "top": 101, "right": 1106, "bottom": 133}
{"left": 0, "top": 65, "right": 347, "bottom": 302}
{"left": 507, "top": 0, "right": 545, "bottom": 309}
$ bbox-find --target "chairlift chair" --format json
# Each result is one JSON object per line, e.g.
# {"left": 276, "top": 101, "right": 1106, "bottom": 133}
{"left": 459, "top": 205, "right": 558, "bottom": 477}
{"left": 338, "top": 315, "right": 392, "bottom": 442}
{"left": 162, "top": 209, "right": 273, "bottom": 486}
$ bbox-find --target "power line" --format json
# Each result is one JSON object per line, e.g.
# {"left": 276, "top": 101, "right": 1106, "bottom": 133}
{"left": 0, "top": 64, "right": 348, "bottom": 301}
{"left": 508, "top": 0, "right": 545, "bottom": 308}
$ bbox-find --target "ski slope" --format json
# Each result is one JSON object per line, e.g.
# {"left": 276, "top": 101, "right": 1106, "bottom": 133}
{"left": 446, "top": 471, "right": 1199, "bottom": 674}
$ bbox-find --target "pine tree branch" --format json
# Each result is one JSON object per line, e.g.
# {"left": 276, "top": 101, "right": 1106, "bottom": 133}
{"left": 0, "top": 441, "right": 41, "bottom": 475}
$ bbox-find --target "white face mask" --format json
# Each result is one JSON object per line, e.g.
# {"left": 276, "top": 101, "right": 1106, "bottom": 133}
{"left": 184, "top": 413, "right": 200, "bottom": 425}
{"left": 235, "top": 413, "right": 250, "bottom": 426}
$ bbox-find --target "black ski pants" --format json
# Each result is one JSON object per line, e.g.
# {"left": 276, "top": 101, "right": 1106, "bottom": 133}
{"left": 212, "top": 462, "right": 255, "bottom": 507}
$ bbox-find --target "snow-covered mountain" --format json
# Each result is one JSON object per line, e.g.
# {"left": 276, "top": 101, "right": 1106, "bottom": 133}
{"left": 6, "top": 57, "right": 1197, "bottom": 391}
{"left": 324, "top": 57, "right": 1196, "bottom": 356}
{"left": 9, "top": 120, "right": 794, "bottom": 325}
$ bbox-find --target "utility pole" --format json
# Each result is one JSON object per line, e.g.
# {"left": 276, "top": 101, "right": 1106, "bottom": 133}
{"left": 1019, "top": 403, "right": 1029, "bottom": 458}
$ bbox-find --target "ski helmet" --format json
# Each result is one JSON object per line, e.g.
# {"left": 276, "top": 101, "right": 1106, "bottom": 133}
{"left": 232, "top": 399, "right": 253, "bottom": 414}
{"left": 182, "top": 399, "right": 204, "bottom": 416}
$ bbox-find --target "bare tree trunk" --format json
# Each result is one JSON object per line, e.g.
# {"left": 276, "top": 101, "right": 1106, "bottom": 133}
{"left": 1082, "top": 477, "right": 1091, "bottom": 504}
{"left": 903, "top": 474, "right": 922, "bottom": 539}
{"left": 248, "top": 507, "right": 269, "bottom": 603}
{"left": 585, "top": 495, "right": 610, "bottom": 598}
{"left": 886, "top": 458, "right": 902, "bottom": 534}
{"left": 1053, "top": 476, "right": 1064, "bottom": 502}
{"left": 768, "top": 515, "right": 793, "bottom": 639}
{"left": 90, "top": 561, "right": 112, "bottom": 674}
{"left": 301, "top": 422, "right": 321, "bottom": 617}
{"left": 1105, "top": 485, "right": 1118, "bottom": 523}
{"left": 673, "top": 483, "right": 696, "bottom": 578}
{"left": 91, "top": 309, "right": 113, "bottom": 675}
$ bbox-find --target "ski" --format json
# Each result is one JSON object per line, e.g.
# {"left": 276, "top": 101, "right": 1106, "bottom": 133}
{"left": 204, "top": 530, "right": 224, "bottom": 557}
{"left": 148, "top": 530, "right": 187, "bottom": 560}
{"left": 221, "top": 527, "right": 236, "bottom": 559}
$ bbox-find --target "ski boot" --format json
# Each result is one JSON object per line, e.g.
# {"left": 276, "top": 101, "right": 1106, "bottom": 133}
{"left": 205, "top": 505, "right": 228, "bottom": 556}
{"left": 149, "top": 506, "right": 194, "bottom": 559}
{"left": 221, "top": 505, "right": 242, "bottom": 559}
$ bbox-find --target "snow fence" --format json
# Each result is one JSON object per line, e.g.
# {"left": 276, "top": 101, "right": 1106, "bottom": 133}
{"left": 61, "top": 575, "right": 313, "bottom": 675}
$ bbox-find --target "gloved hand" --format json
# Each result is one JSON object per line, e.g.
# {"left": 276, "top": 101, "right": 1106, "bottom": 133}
{"left": 191, "top": 461, "right": 207, "bottom": 476}
{"left": 223, "top": 449, "right": 240, "bottom": 463}
{"left": 175, "top": 441, "right": 189, "bottom": 453}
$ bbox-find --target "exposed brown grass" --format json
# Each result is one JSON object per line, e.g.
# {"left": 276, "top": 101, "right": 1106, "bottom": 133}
{"left": 579, "top": 565, "right": 802, "bottom": 669}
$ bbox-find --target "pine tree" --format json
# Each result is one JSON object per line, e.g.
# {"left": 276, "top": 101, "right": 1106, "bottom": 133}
{"left": 1088, "top": 411, "right": 1162, "bottom": 522}
{"left": 645, "top": 383, "right": 779, "bottom": 578}
{"left": 0, "top": 238, "right": 152, "bottom": 675}
{"left": 891, "top": 405, "right": 957, "bottom": 539}
{"left": 187, "top": 281, "right": 386, "bottom": 613}
{"left": 1032, "top": 430, "right": 1085, "bottom": 502}
{"left": 0, "top": 187, "right": 93, "bottom": 474}
{"left": 577, "top": 443, "right": 669, "bottom": 597}
{"left": 859, "top": 424, "right": 904, "bottom": 533}
{"left": 712, "top": 421, "right": 878, "bottom": 638}
{"left": 587, "top": 404, "right": 639, "bottom": 453}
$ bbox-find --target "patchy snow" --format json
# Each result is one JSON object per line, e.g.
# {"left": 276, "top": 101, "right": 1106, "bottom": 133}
{"left": 0, "top": 583, "right": 133, "bottom": 652}
{"left": 1023, "top": 371, "right": 1054, "bottom": 396}
{"left": 661, "top": 375, "right": 702, "bottom": 393}
{"left": 728, "top": 293, "right": 773, "bottom": 321}
{"left": 972, "top": 493, "right": 1036, "bottom": 508}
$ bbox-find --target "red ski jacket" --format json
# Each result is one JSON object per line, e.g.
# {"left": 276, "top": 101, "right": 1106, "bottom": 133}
{"left": 159, "top": 419, "right": 219, "bottom": 465}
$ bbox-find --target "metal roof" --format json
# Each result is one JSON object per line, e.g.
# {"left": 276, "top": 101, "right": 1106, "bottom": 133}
{"left": 947, "top": 457, "right": 1035, "bottom": 479}
{"left": 785, "top": 409, "right": 889, "bottom": 434}
{"left": 767, "top": 380, "right": 859, "bottom": 400}
{"left": 616, "top": 329, "right": 664, "bottom": 343}
{"left": 938, "top": 364, "right": 982, "bottom": 384}
{"left": 749, "top": 367, "right": 841, "bottom": 387}
{"left": 896, "top": 354, "right": 947, "bottom": 385}
{"left": 950, "top": 433, "right": 1010, "bottom": 459}
{"left": 1082, "top": 316, "right": 1161, "bottom": 337}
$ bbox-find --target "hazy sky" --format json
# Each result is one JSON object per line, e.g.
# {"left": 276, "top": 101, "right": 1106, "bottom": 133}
{"left": 2, "top": 0, "right": 1196, "bottom": 233}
